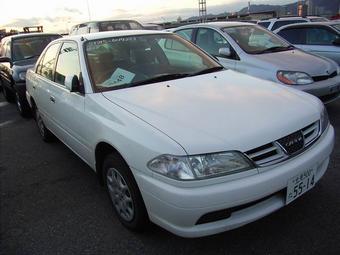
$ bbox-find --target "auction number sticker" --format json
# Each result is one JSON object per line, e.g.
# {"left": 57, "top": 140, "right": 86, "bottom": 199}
{"left": 100, "top": 68, "right": 136, "bottom": 87}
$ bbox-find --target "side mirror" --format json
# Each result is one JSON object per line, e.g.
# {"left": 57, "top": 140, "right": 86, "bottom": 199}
{"left": 332, "top": 38, "right": 340, "bottom": 46}
{"left": 65, "top": 75, "right": 80, "bottom": 92}
{"left": 218, "top": 47, "right": 231, "bottom": 58}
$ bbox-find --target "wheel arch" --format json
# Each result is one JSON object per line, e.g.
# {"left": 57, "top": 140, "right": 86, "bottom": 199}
{"left": 95, "top": 141, "right": 130, "bottom": 185}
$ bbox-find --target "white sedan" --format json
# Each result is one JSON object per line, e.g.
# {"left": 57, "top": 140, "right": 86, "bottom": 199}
{"left": 25, "top": 31, "right": 334, "bottom": 238}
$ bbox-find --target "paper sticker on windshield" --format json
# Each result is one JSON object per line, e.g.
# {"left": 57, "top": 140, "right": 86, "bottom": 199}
{"left": 100, "top": 68, "right": 135, "bottom": 87}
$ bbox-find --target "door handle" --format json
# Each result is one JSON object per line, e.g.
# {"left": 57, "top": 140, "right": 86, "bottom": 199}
{"left": 50, "top": 96, "right": 55, "bottom": 103}
{"left": 32, "top": 84, "right": 36, "bottom": 89}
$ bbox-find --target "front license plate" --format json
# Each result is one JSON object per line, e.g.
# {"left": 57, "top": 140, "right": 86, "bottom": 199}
{"left": 286, "top": 168, "right": 316, "bottom": 205}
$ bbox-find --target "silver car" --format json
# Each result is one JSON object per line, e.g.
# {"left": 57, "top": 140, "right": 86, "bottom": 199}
{"left": 173, "top": 22, "right": 340, "bottom": 103}
{"left": 274, "top": 22, "right": 340, "bottom": 65}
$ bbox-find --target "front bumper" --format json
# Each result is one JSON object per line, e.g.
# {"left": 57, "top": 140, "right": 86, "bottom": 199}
{"left": 134, "top": 125, "right": 334, "bottom": 238}
{"left": 291, "top": 75, "right": 340, "bottom": 103}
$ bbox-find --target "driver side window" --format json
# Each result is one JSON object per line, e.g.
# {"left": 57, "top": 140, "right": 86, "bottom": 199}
{"left": 196, "top": 28, "right": 231, "bottom": 58}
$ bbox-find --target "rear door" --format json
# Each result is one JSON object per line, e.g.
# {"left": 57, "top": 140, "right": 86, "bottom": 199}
{"left": 34, "top": 42, "right": 61, "bottom": 129}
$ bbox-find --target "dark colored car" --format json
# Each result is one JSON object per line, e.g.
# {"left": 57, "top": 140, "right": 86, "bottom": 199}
{"left": 69, "top": 20, "right": 144, "bottom": 35}
{"left": 0, "top": 33, "right": 61, "bottom": 116}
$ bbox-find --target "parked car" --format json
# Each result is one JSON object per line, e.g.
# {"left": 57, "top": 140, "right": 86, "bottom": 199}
{"left": 258, "top": 16, "right": 329, "bottom": 31}
{"left": 25, "top": 30, "right": 334, "bottom": 237}
{"left": 143, "top": 23, "right": 163, "bottom": 30}
{"left": 0, "top": 33, "right": 61, "bottom": 116}
{"left": 173, "top": 22, "right": 340, "bottom": 103}
{"left": 257, "top": 17, "right": 309, "bottom": 31}
{"left": 274, "top": 22, "right": 340, "bottom": 65}
{"left": 69, "top": 20, "right": 144, "bottom": 35}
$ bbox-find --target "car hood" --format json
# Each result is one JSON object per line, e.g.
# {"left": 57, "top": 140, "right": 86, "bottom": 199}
{"left": 102, "top": 70, "right": 321, "bottom": 155}
{"left": 254, "top": 49, "right": 337, "bottom": 76}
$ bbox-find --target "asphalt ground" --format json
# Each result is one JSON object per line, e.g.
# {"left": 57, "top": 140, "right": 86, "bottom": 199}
{"left": 0, "top": 92, "right": 339, "bottom": 255}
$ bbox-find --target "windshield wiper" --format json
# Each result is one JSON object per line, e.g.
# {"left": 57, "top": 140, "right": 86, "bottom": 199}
{"left": 189, "top": 66, "right": 224, "bottom": 76}
{"left": 255, "top": 45, "right": 294, "bottom": 54}
{"left": 129, "top": 73, "right": 190, "bottom": 87}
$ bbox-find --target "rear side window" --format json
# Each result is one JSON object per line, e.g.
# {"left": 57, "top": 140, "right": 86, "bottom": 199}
{"left": 54, "top": 42, "right": 81, "bottom": 86}
{"left": 175, "top": 29, "right": 194, "bottom": 41}
{"left": 258, "top": 22, "right": 270, "bottom": 29}
{"left": 278, "top": 28, "right": 306, "bottom": 44}
{"left": 271, "top": 20, "right": 308, "bottom": 31}
{"left": 37, "top": 43, "right": 60, "bottom": 80}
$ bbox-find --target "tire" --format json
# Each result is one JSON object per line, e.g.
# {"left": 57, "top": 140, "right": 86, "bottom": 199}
{"left": 103, "top": 153, "right": 148, "bottom": 231}
{"left": 15, "top": 91, "right": 31, "bottom": 118}
{"left": 2, "top": 86, "right": 14, "bottom": 102}
{"left": 35, "top": 107, "right": 54, "bottom": 142}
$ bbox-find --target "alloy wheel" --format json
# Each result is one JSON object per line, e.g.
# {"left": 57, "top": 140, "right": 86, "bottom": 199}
{"left": 106, "top": 167, "right": 134, "bottom": 222}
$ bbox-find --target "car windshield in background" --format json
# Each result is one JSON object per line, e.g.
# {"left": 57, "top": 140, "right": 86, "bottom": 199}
{"left": 85, "top": 34, "right": 222, "bottom": 91}
{"left": 223, "top": 25, "right": 291, "bottom": 54}
{"left": 12, "top": 35, "right": 60, "bottom": 62}
{"left": 99, "top": 21, "right": 144, "bottom": 31}
{"left": 332, "top": 24, "right": 340, "bottom": 32}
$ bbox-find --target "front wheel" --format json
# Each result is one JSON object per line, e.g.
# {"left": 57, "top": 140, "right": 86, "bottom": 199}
{"left": 103, "top": 153, "right": 148, "bottom": 231}
{"left": 35, "top": 107, "right": 54, "bottom": 142}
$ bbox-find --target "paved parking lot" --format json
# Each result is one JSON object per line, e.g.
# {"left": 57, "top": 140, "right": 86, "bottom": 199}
{"left": 0, "top": 92, "right": 339, "bottom": 255}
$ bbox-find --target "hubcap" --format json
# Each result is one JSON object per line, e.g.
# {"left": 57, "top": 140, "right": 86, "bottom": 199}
{"left": 106, "top": 168, "right": 134, "bottom": 222}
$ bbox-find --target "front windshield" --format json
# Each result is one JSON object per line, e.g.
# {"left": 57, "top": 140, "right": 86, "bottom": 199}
{"left": 332, "top": 24, "right": 340, "bottom": 32}
{"left": 223, "top": 25, "right": 291, "bottom": 54}
{"left": 12, "top": 35, "right": 61, "bottom": 62}
{"left": 85, "top": 34, "right": 222, "bottom": 91}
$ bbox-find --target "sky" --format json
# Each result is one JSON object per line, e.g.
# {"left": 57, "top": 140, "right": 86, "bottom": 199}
{"left": 0, "top": 0, "right": 295, "bottom": 33}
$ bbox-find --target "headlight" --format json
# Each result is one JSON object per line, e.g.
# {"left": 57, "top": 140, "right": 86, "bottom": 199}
{"left": 18, "top": 72, "right": 26, "bottom": 81}
{"left": 320, "top": 106, "right": 329, "bottom": 133}
{"left": 147, "top": 152, "right": 253, "bottom": 180}
{"left": 277, "top": 71, "right": 313, "bottom": 85}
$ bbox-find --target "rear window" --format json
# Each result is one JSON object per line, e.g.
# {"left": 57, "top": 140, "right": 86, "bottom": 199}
{"left": 99, "top": 21, "right": 143, "bottom": 31}
{"left": 271, "top": 20, "right": 308, "bottom": 31}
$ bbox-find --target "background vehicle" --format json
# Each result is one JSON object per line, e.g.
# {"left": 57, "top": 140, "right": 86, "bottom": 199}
{"left": 173, "top": 22, "right": 340, "bottom": 103}
{"left": 25, "top": 31, "right": 334, "bottom": 238}
{"left": 0, "top": 33, "right": 61, "bottom": 116}
{"left": 257, "top": 17, "right": 310, "bottom": 31}
{"left": 70, "top": 20, "right": 144, "bottom": 35}
{"left": 274, "top": 22, "right": 340, "bottom": 65}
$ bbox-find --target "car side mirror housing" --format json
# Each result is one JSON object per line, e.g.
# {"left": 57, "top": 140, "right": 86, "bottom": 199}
{"left": 332, "top": 38, "right": 340, "bottom": 46}
{"left": 218, "top": 47, "right": 231, "bottom": 58}
{"left": 65, "top": 75, "right": 80, "bottom": 92}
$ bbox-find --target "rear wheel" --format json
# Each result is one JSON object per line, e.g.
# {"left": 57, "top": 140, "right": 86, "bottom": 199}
{"left": 35, "top": 107, "right": 54, "bottom": 142}
{"left": 103, "top": 153, "right": 148, "bottom": 231}
{"left": 2, "top": 86, "right": 14, "bottom": 102}
{"left": 15, "top": 91, "right": 31, "bottom": 117}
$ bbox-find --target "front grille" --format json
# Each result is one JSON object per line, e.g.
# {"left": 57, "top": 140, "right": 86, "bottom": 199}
{"left": 312, "top": 71, "right": 337, "bottom": 82}
{"left": 245, "top": 121, "right": 320, "bottom": 167}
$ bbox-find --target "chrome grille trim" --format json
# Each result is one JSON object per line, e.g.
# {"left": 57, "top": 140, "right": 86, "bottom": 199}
{"left": 245, "top": 121, "right": 320, "bottom": 167}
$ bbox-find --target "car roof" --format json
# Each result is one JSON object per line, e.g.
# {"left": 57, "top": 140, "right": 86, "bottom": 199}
{"left": 4, "top": 32, "right": 61, "bottom": 41}
{"left": 59, "top": 30, "right": 170, "bottom": 42}
{"left": 274, "top": 21, "right": 340, "bottom": 32}
{"left": 75, "top": 19, "right": 142, "bottom": 25}
{"left": 173, "top": 21, "right": 256, "bottom": 30}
